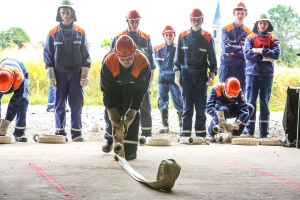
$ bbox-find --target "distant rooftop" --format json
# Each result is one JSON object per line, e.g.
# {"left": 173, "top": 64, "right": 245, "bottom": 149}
{"left": 213, "top": 0, "right": 222, "bottom": 24}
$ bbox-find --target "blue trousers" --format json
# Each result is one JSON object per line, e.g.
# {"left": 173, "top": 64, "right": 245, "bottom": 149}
{"left": 219, "top": 64, "right": 246, "bottom": 93}
{"left": 180, "top": 70, "right": 207, "bottom": 137}
{"left": 104, "top": 110, "right": 140, "bottom": 156}
{"left": 140, "top": 90, "right": 152, "bottom": 136}
{"left": 0, "top": 79, "right": 29, "bottom": 138}
{"left": 208, "top": 103, "right": 254, "bottom": 136}
{"left": 47, "top": 86, "right": 56, "bottom": 110}
{"left": 245, "top": 75, "right": 273, "bottom": 136}
{"left": 55, "top": 72, "right": 83, "bottom": 139}
{"left": 158, "top": 82, "right": 183, "bottom": 111}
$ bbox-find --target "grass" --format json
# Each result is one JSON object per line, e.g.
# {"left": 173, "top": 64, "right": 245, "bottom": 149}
{"left": 1, "top": 48, "right": 299, "bottom": 111}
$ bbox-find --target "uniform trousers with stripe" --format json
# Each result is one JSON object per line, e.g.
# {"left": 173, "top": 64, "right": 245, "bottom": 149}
{"left": 245, "top": 75, "right": 273, "bottom": 136}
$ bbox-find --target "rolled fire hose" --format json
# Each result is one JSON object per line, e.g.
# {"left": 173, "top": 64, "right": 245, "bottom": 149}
{"left": 115, "top": 155, "right": 181, "bottom": 190}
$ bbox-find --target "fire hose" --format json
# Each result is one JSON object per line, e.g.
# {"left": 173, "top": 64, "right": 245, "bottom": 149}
{"left": 113, "top": 123, "right": 181, "bottom": 190}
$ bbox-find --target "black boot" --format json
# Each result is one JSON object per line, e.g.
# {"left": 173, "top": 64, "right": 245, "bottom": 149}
{"left": 102, "top": 140, "right": 113, "bottom": 153}
{"left": 159, "top": 110, "right": 169, "bottom": 133}
{"left": 177, "top": 111, "right": 182, "bottom": 128}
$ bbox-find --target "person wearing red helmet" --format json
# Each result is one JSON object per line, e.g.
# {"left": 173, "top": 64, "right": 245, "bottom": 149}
{"left": 44, "top": 0, "right": 91, "bottom": 142}
{"left": 174, "top": 8, "right": 217, "bottom": 140}
{"left": 101, "top": 35, "right": 151, "bottom": 160}
{"left": 219, "top": 2, "right": 251, "bottom": 93}
{"left": 109, "top": 10, "right": 155, "bottom": 142}
{"left": 206, "top": 77, "right": 254, "bottom": 141}
{"left": 154, "top": 25, "right": 183, "bottom": 133}
{"left": 0, "top": 58, "right": 29, "bottom": 142}
{"left": 244, "top": 13, "right": 280, "bottom": 138}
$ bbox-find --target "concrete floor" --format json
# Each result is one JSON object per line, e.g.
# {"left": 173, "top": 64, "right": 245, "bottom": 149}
{"left": 1, "top": 141, "right": 300, "bottom": 200}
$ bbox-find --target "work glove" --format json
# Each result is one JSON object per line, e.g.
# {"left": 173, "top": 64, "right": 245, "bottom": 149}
{"left": 252, "top": 48, "right": 263, "bottom": 54}
{"left": 123, "top": 108, "right": 137, "bottom": 128}
{"left": 80, "top": 67, "right": 90, "bottom": 89}
{"left": 216, "top": 111, "right": 226, "bottom": 126}
{"left": 107, "top": 108, "right": 121, "bottom": 127}
{"left": 46, "top": 67, "right": 57, "bottom": 88}
{"left": 149, "top": 70, "right": 155, "bottom": 89}
{"left": 224, "top": 122, "right": 240, "bottom": 132}
{"left": 0, "top": 119, "right": 11, "bottom": 136}
{"left": 174, "top": 70, "right": 181, "bottom": 86}
{"left": 206, "top": 72, "right": 215, "bottom": 86}
{"left": 262, "top": 56, "right": 274, "bottom": 63}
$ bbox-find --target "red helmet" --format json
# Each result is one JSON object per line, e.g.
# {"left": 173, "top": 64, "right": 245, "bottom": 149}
{"left": 114, "top": 35, "right": 136, "bottom": 58}
{"left": 162, "top": 25, "right": 176, "bottom": 36}
{"left": 0, "top": 69, "right": 13, "bottom": 93}
{"left": 224, "top": 77, "right": 241, "bottom": 98}
{"left": 190, "top": 8, "right": 204, "bottom": 18}
{"left": 234, "top": 2, "right": 247, "bottom": 11}
{"left": 126, "top": 10, "right": 141, "bottom": 20}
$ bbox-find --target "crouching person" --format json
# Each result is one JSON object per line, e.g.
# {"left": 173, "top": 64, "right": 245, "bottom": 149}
{"left": 101, "top": 35, "right": 150, "bottom": 160}
{"left": 0, "top": 58, "right": 29, "bottom": 142}
{"left": 205, "top": 77, "right": 254, "bottom": 142}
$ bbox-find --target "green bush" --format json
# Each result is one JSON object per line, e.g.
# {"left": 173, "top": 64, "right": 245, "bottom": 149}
{"left": 1, "top": 49, "right": 299, "bottom": 111}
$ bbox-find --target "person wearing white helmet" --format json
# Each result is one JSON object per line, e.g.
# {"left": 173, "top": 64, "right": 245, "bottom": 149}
{"left": 219, "top": 2, "right": 251, "bottom": 93}
{"left": 43, "top": 0, "right": 91, "bottom": 142}
{"left": 154, "top": 25, "right": 183, "bottom": 133}
{"left": 174, "top": 8, "right": 217, "bottom": 140}
{"left": 244, "top": 13, "right": 281, "bottom": 138}
{"left": 109, "top": 10, "right": 155, "bottom": 143}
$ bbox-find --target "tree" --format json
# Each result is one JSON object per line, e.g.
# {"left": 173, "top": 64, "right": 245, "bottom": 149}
{"left": 100, "top": 38, "right": 113, "bottom": 50}
{"left": 0, "top": 27, "right": 30, "bottom": 50}
{"left": 269, "top": 5, "right": 300, "bottom": 66}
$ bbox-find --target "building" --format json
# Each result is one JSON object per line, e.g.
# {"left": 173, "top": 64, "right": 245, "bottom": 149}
{"left": 212, "top": 0, "right": 222, "bottom": 52}
{"left": 18, "top": 43, "right": 44, "bottom": 51}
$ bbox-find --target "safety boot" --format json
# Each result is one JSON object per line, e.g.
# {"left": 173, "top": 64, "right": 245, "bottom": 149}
{"left": 102, "top": 139, "right": 113, "bottom": 153}
{"left": 16, "top": 136, "right": 27, "bottom": 142}
{"left": 159, "top": 110, "right": 169, "bottom": 133}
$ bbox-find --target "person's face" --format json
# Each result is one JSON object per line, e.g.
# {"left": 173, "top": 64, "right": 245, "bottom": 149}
{"left": 117, "top": 54, "right": 135, "bottom": 68}
{"left": 190, "top": 17, "right": 203, "bottom": 31}
{"left": 59, "top": 7, "right": 73, "bottom": 25}
{"left": 257, "top": 20, "right": 269, "bottom": 33}
{"left": 163, "top": 33, "right": 175, "bottom": 44}
{"left": 233, "top": 10, "right": 247, "bottom": 22}
{"left": 128, "top": 19, "right": 140, "bottom": 32}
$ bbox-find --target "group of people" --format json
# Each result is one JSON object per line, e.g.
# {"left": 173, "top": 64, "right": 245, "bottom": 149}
{"left": 0, "top": 1, "right": 282, "bottom": 160}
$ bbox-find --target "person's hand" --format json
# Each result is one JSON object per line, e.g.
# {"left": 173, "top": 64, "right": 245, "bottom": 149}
{"left": 0, "top": 119, "right": 11, "bottom": 136}
{"left": 206, "top": 72, "right": 215, "bottom": 86}
{"left": 80, "top": 67, "right": 90, "bottom": 89}
{"left": 262, "top": 56, "right": 274, "bottom": 63}
{"left": 46, "top": 67, "right": 57, "bottom": 88}
{"left": 107, "top": 108, "right": 121, "bottom": 127}
{"left": 252, "top": 48, "right": 263, "bottom": 54}
{"left": 174, "top": 70, "right": 181, "bottom": 86}
{"left": 123, "top": 108, "right": 137, "bottom": 128}
{"left": 216, "top": 111, "right": 225, "bottom": 126}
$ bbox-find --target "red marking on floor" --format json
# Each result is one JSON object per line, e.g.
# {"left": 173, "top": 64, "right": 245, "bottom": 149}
{"left": 232, "top": 162, "right": 300, "bottom": 188}
{"left": 31, "top": 163, "right": 76, "bottom": 200}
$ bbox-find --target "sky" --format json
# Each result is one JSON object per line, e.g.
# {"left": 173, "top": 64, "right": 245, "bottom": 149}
{"left": 0, "top": 0, "right": 299, "bottom": 48}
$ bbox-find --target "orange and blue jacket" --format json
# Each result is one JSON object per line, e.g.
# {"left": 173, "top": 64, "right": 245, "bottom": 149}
{"left": 206, "top": 83, "right": 249, "bottom": 122}
{"left": 244, "top": 31, "right": 280, "bottom": 76}
{"left": 111, "top": 30, "right": 155, "bottom": 70}
{"left": 220, "top": 22, "right": 252, "bottom": 67}
{"left": 0, "top": 58, "right": 28, "bottom": 121}
{"left": 174, "top": 28, "right": 217, "bottom": 74}
{"left": 100, "top": 50, "right": 151, "bottom": 110}
{"left": 44, "top": 23, "right": 91, "bottom": 72}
